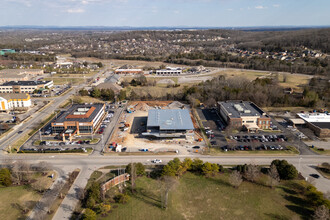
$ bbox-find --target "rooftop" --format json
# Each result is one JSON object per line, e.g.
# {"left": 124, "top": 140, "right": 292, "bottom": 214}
{"left": 1, "top": 80, "right": 52, "bottom": 86}
{"left": 54, "top": 103, "right": 104, "bottom": 123}
{"left": 297, "top": 113, "right": 330, "bottom": 123}
{"left": 147, "top": 109, "right": 194, "bottom": 130}
{"left": 0, "top": 93, "right": 30, "bottom": 100}
{"left": 219, "top": 101, "right": 267, "bottom": 118}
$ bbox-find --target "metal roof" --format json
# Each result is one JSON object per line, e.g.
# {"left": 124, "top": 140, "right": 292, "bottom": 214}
{"left": 147, "top": 109, "right": 194, "bottom": 130}
{"left": 2, "top": 80, "right": 52, "bottom": 86}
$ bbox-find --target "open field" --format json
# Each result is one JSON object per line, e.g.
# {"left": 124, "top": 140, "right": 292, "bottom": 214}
{"left": 71, "top": 95, "right": 105, "bottom": 104}
{"left": 44, "top": 77, "right": 86, "bottom": 85}
{"left": 99, "top": 172, "right": 311, "bottom": 220}
{"left": 0, "top": 186, "right": 41, "bottom": 220}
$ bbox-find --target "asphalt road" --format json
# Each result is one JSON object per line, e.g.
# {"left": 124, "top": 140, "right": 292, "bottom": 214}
{"left": 0, "top": 67, "right": 329, "bottom": 219}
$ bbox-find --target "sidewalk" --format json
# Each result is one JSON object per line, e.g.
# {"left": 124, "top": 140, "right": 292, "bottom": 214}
{"left": 52, "top": 167, "right": 94, "bottom": 220}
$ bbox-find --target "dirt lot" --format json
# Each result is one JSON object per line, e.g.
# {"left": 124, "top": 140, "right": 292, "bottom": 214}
{"left": 107, "top": 101, "right": 204, "bottom": 154}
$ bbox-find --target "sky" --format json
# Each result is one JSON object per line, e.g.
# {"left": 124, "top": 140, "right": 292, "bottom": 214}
{"left": 0, "top": 0, "right": 329, "bottom": 27}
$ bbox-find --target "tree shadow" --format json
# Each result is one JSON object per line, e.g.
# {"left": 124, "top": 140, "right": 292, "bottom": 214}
{"left": 278, "top": 185, "right": 298, "bottom": 195}
{"left": 131, "top": 187, "right": 162, "bottom": 209}
{"left": 264, "top": 213, "right": 289, "bottom": 220}
{"left": 204, "top": 175, "right": 232, "bottom": 188}
{"left": 285, "top": 205, "right": 312, "bottom": 220}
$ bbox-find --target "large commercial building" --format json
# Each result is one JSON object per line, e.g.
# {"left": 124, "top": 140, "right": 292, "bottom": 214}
{"left": 142, "top": 109, "right": 194, "bottom": 138}
{"left": 0, "top": 69, "right": 44, "bottom": 83}
{"left": 0, "top": 93, "right": 32, "bottom": 112}
{"left": 218, "top": 101, "right": 271, "bottom": 131}
{"left": 297, "top": 113, "right": 330, "bottom": 138}
{"left": 0, "top": 80, "right": 53, "bottom": 93}
{"left": 51, "top": 104, "right": 106, "bottom": 140}
{"left": 114, "top": 69, "right": 143, "bottom": 74}
{"left": 156, "top": 67, "right": 182, "bottom": 76}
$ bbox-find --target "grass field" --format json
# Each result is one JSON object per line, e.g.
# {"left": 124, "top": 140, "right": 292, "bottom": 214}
{"left": 0, "top": 186, "right": 41, "bottom": 220}
{"left": 99, "top": 172, "right": 313, "bottom": 220}
{"left": 44, "top": 77, "right": 86, "bottom": 85}
{"left": 310, "top": 147, "right": 330, "bottom": 155}
{"left": 209, "top": 146, "right": 299, "bottom": 156}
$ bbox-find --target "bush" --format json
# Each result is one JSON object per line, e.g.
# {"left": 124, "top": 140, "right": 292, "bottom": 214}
{"left": 115, "top": 193, "right": 130, "bottom": 204}
{"left": 271, "top": 160, "right": 298, "bottom": 180}
{"left": 0, "top": 168, "right": 12, "bottom": 187}
{"left": 83, "top": 208, "right": 96, "bottom": 220}
{"left": 126, "top": 163, "right": 146, "bottom": 176}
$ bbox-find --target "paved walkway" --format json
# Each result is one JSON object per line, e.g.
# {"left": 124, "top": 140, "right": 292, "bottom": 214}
{"left": 28, "top": 168, "right": 66, "bottom": 220}
{"left": 52, "top": 167, "right": 95, "bottom": 220}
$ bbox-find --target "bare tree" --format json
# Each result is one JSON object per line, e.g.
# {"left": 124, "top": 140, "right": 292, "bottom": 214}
{"left": 313, "top": 205, "right": 330, "bottom": 220}
{"left": 11, "top": 161, "right": 31, "bottom": 184}
{"left": 131, "top": 163, "right": 136, "bottom": 193}
{"left": 31, "top": 178, "right": 48, "bottom": 192}
{"left": 229, "top": 170, "right": 243, "bottom": 188}
{"left": 36, "top": 161, "right": 52, "bottom": 175}
{"left": 160, "top": 176, "right": 178, "bottom": 209}
{"left": 268, "top": 164, "right": 280, "bottom": 188}
{"left": 244, "top": 164, "right": 260, "bottom": 183}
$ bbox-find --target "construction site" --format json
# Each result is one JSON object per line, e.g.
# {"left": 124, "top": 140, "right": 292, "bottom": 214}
{"left": 106, "top": 101, "right": 205, "bottom": 154}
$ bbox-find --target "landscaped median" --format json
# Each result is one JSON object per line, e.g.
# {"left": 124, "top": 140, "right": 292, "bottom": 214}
{"left": 309, "top": 146, "right": 330, "bottom": 155}
{"left": 18, "top": 147, "right": 93, "bottom": 154}
{"left": 208, "top": 145, "right": 299, "bottom": 156}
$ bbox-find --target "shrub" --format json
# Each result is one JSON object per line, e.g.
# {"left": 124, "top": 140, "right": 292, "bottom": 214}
{"left": 83, "top": 208, "right": 96, "bottom": 220}
{"left": 271, "top": 160, "right": 298, "bottom": 180}
{"left": 115, "top": 193, "right": 130, "bottom": 204}
{"left": 0, "top": 168, "right": 12, "bottom": 187}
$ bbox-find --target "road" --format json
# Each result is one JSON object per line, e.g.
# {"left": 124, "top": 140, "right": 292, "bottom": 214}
{"left": 0, "top": 67, "right": 329, "bottom": 219}
{"left": 0, "top": 68, "right": 107, "bottom": 152}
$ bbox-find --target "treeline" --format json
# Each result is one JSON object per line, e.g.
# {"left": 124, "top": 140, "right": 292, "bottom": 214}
{"left": 127, "top": 75, "right": 326, "bottom": 108}
{"left": 166, "top": 52, "right": 330, "bottom": 75}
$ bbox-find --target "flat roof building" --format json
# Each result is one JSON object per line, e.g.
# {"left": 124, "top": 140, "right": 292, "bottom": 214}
{"left": 0, "top": 80, "right": 53, "bottom": 93}
{"left": 156, "top": 67, "right": 182, "bottom": 76}
{"left": 0, "top": 93, "right": 31, "bottom": 112}
{"left": 115, "top": 69, "right": 143, "bottom": 74}
{"left": 297, "top": 113, "right": 330, "bottom": 137}
{"left": 0, "top": 69, "right": 44, "bottom": 83}
{"left": 142, "top": 109, "right": 194, "bottom": 138}
{"left": 217, "top": 101, "right": 271, "bottom": 131}
{"left": 51, "top": 103, "right": 106, "bottom": 140}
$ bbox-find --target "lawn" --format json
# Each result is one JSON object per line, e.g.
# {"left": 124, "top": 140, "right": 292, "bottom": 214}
{"left": 44, "top": 77, "right": 86, "bottom": 85}
{"left": 0, "top": 186, "right": 41, "bottom": 220}
{"left": 310, "top": 147, "right": 330, "bottom": 155}
{"left": 209, "top": 146, "right": 299, "bottom": 156}
{"left": 99, "top": 172, "right": 311, "bottom": 220}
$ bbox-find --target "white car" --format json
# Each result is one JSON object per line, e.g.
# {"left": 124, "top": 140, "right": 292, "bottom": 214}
{"left": 151, "top": 159, "right": 162, "bottom": 164}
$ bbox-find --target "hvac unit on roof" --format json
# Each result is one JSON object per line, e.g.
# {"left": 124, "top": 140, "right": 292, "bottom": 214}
{"left": 244, "top": 110, "right": 251, "bottom": 114}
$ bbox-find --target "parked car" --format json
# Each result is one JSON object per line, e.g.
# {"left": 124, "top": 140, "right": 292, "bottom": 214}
{"left": 151, "top": 159, "right": 162, "bottom": 164}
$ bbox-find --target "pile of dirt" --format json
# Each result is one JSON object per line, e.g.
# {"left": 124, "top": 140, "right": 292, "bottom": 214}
{"left": 135, "top": 103, "right": 153, "bottom": 111}
{"left": 165, "top": 101, "right": 187, "bottom": 109}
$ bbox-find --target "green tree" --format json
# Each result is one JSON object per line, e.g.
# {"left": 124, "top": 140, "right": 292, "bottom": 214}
{"left": 118, "top": 90, "right": 127, "bottom": 101}
{"left": 126, "top": 163, "right": 145, "bottom": 176}
{"left": 79, "top": 89, "right": 89, "bottom": 96}
{"left": 86, "top": 197, "right": 96, "bottom": 209}
{"left": 202, "top": 162, "right": 213, "bottom": 176}
{"left": 83, "top": 208, "right": 96, "bottom": 220}
{"left": 91, "top": 88, "right": 101, "bottom": 98}
{"left": 191, "top": 158, "right": 204, "bottom": 173}
{"left": 0, "top": 168, "right": 12, "bottom": 187}
{"left": 271, "top": 160, "right": 298, "bottom": 180}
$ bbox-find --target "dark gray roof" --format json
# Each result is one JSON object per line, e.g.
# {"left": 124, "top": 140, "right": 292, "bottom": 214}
{"left": 2, "top": 80, "right": 51, "bottom": 86}
{"left": 54, "top": 103, "right": 104, "bottom": 123}
{"left": 147, "top": 109, "right": 194, "bottom": 130}
{"left": 310, "top": 122, "right": 330, "bottom": 129}
{"left": 219, "top": 101, "right": 267, "bottom": 118}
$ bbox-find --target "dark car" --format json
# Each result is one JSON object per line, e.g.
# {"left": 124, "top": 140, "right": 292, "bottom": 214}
{"left": 192, "top": 146, "right": 200, "bottom": 149}
{"left": 18, "top": 131, "right": 23, "bottom": 134}
{"left": 310, "top": 174, "right": 320, "bottom": 179}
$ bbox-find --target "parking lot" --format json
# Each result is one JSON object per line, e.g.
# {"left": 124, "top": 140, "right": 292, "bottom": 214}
{"left": 197, "top": 108, "right": 295, "bottom": 153}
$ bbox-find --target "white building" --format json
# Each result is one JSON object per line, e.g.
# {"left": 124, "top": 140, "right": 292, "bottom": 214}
{"left": 0, "top": 80, "right": 53, "bottom": 93}
{"left": 156, "top": 67, "right": 182, "bottom": 76}
{"left": 0, "top": 93, "right": 32, "bottom": 112}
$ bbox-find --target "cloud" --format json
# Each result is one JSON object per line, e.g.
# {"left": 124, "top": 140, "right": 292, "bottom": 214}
{"left": 226, "top": 8, "right": 233, "bottom": 11}
{"left": 273, "top": 4, "right": 280, "bottom": 8}
{"left": 173, "top": 10, "right": 180, "bottom": 14}
{"left": 66, "top": 8, "right": 85, "bottom": 13}
{"left": 255, "top": 5, "right": 267, "bottom": 10}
